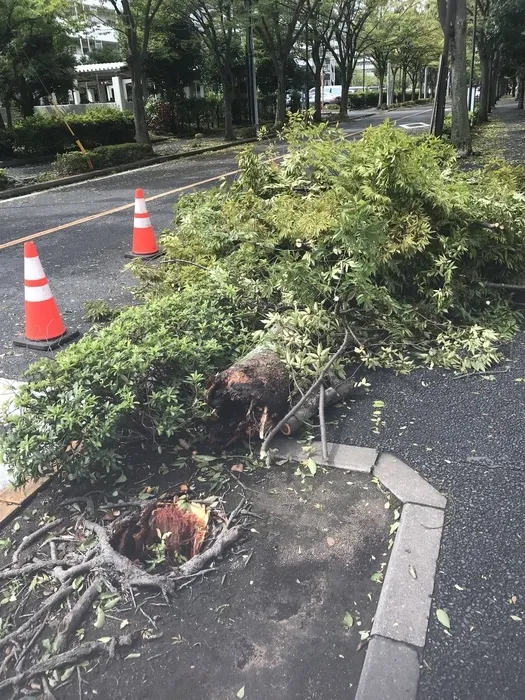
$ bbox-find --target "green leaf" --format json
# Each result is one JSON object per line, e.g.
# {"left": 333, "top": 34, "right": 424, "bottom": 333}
{"left": 102, "top": 596, "right": 121, "bottom": 611}
{"left": 436, "top": 609, "right": 450, "bottom": 628}
{"left": 115, "top": 473, "right": 127, "bottom": 484}
{"left": 98, "top": 637, "right": 112, "bottom": 643}
{"left": 371, "top": 572, "right": 383, "bottom": 583}
{"left": 72, "top": 576, "right": 85, "bottom": 591}
{"left": 389, "top": 521, "right": 400, "bottom": 535}
{"left": 237, "top": 687, "right": 245, "bottom": 698}
{"left": 343, "top": 611, "right": 354, "bottom": 629}
{"left": 511, "top": 615, "right": 522, "bottom": 621}
{"left": 125, "top": 653, "right": 141, "bottom": 659}
{"left": 372, "top": 400, "right": 385, "bottom": 408}
{"left": 409, "top": 565, "right": 417, "bottom": 579}
{"left": 94, "top": 607, "right": 105, "bottom": 629}
{"left": 306, "top": 458, "right": 317, "bottom": 475}
{"left": 13, "top": 522, "right": 20, "bottom": 532}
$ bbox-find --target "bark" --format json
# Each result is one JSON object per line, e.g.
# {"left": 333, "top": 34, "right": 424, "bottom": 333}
{"left": 401, "top": 66, "right": 407, "bottom": 102}
{"left": 222, "top": 77, "right": 235, "bottom": 141}
{"left": 5, "top": 99, "right": 13, "bottom": 129}
{"left": 339, "top": 71, "right": 350, "bottom": 120}
{"left": 281, "top": 378, "right": 356, "bottom": 436}
{"left": 314, "top": 62, "right": 323, "bottom": 121}
{"left": 478, "top": 50, "right": 491, "bottom": 121}
{"left": 207, "top": 346, "right": 290, "bottom": 445}
{"left": 128, "top": 55, "right": 150, "bottom": 145}
{"left": 377, "top": 75, "right": 385, "bottom": 108}
{"left": 517, "top": 74, "right": 525, "bottom": 109}
{"left": 450, "top": 0, "right": 471, "bottom": 154}
{"left": 275, "top": 60, "right": 287, "bottom": 129}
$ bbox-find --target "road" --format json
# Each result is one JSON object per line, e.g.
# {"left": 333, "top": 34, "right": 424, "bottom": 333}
{"left": 0, "top": 105, "right": 433, "bottom": 380}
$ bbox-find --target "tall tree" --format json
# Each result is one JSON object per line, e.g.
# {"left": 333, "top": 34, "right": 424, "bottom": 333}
{"left": 307, "top": 0, "right": 334, "bottom": 120}
{"left": 105, "top": 0, "right": 167, "bottom": 145}
{"left": 326, "top": 0, "right": 377, "bottom": 120}
{"left": 436, "top": 0, "right": 471, "bottom": 153}
{"left": 0, "top": 0, "right": 76, "bottom": 121}
{"left": 254, "top": 0, "right": 313, "bottom": 128}
{"left": 188, "top": 0, "right": 240, "bottom": 140}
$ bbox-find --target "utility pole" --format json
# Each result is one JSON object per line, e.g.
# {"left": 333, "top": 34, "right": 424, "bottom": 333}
{"left": 245, "top": 0, "right": 259, "bottom": 129}
{"left": 468, "top": 0, "right": 478, "bottom": 111}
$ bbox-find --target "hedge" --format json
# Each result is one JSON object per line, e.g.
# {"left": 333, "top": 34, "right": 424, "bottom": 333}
{"left": 54, "top": 142, "right": 154, "bottom": 176}
{"left": 11, "top": 107, "right": 135, "bottom": 156}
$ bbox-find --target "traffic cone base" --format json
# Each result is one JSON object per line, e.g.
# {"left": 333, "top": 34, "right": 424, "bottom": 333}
{"left": 14, "top": 328, "right": 80, "bottom": 351}
{"left": 14, "top": 241, "right": 80, "bottom": 352}
{"left": 124, "top": 249, "right": 163, "bottom": 260}
{"left": 127, "top": 188, "right": 162, "bottom": 260}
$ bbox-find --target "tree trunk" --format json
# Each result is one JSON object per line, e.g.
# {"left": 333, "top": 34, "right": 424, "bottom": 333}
{"left": 5, "top": 99, "right": 13, "bottom": 130}
{"left": 274, "top": 60, "right": 287, "bottom": 129}
{"left": 313, "top": 58, "right": 322, "bottom": 122}
{"left": 222, "top": 78, "right": 235, "bottom": 140}
{"left": 478, "top": 51, "right": 491, "bottom": 122}
{"left": 18, "top": 80, "right": 34, "bottom": 118}
{"left": 128, "top": 55, "right": 150, "bottom": 145}
{"left": 411, "top": 75, "right": 416, "bottom": 101}
{"left": 401, "top": 66, "right": 407, "bottom": 102}
{"left": 338, "top": 68, "right": 349, "bottom": 119}
{"left": 449, "top": 0, "right": 471, "bottom": 154}
{"left": 207, "top": 347, "right": 289, "bottom": 445}
{"left": 517, "top": 74, "right": 524, "bottom": 110}
{"left": 378, "top": 74, "right": 385, "bottom": 108}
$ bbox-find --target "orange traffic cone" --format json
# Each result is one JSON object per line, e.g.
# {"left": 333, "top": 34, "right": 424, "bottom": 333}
{"left": 14, "top": 242, "right": 80, "bottom": 351}
{"left": 125, "top": 188, "right": 162, "bottom": 259}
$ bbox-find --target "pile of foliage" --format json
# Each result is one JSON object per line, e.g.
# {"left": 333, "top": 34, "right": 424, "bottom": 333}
{"left": 54, "top": 143, "right": 154, "bottom": 176}
{"left": 8, "top": 108, "right": 135, "bottom": 157}
{"left": 3, "top": 116, "right": 525, "bottom": 485}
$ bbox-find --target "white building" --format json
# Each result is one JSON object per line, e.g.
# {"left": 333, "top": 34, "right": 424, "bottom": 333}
{"left": 70, "top": 0, "right": 119, "bottom": 60}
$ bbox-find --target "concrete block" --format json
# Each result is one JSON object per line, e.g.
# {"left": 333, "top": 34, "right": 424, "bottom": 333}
{"left": 355, "top": 636, "right": 420, "bottom": 700}
{"left": 374, "top": 453, "right": 446, "bottom": 509}
{"left": 0, "top": 477, "right": 49, "bottom": 505}
{"left": 0, "top": 501, "right": 19, "bottom": 526}
{"left": 372, "top": 503, "right": 444, "bottom": 648}
{"left": 272, "top": 436, "right": 377, "bottom": 473}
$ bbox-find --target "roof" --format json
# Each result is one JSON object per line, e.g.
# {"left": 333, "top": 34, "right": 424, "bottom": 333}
{"left": 75, "top": 62, "right": 127, "bottom": 74}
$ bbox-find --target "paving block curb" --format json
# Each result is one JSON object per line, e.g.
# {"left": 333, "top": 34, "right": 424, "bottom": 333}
{"left": 273, "top": 437, "right": 446, "bottom": 699}
{"left": 272, "top": 435, "right": 377, "bottom": 472}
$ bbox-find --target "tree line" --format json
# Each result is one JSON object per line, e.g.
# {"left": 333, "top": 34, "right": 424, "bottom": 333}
{"left": 1, "top": 0, "right": 525, "bottom": 152}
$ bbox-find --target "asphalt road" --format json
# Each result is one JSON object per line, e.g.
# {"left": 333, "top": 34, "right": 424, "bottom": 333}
{"left": 0, "top": 105, "right": 433, "bottom": 380}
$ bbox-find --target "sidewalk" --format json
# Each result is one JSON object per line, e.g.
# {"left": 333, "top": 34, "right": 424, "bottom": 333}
{"left": 329, "top": 98, "right": 525, "bottom": 700}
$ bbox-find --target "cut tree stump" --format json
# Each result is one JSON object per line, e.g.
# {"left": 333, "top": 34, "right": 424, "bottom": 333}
{"left": 207, "top": 347, "right": 290, "bottom": 444}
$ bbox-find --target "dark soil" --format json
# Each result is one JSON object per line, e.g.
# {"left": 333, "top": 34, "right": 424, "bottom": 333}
{"left": 0, "top": 451, "right": 393, "bottom": 700}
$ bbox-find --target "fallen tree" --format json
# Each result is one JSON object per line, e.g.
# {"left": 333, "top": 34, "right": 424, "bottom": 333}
{"left": 3, "top": 117, "right": 525, "bottom": 484}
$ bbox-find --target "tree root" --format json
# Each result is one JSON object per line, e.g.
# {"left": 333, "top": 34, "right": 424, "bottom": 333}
{"left": 12, "top": 519, "right": 64, "bottom": 566}
{"left": 0, "top": 585, "right": 73, "bottom": 651}
{"left": 54, "top": 578, "right": 102, "bottom": 654}
{"left": 0, "top": 636, "right": 134, "bottom": 692}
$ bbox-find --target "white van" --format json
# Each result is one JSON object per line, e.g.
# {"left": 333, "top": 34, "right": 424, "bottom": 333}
{"left": 308, "top": 85, "right": 343, "bottom": 105}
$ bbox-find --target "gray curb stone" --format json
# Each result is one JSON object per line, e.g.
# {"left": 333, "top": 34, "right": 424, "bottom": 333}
{"left": 371, "top": 503, "right": 445, "bottom": 648}
{"left": 272, "top": 438, "right": 446, "bottom": 699}
{"left": 374, "top": 453, "right": 447, "bottom": 509}
{"left": 354, "top": 636, "right": 420, "bottom": 700}
{"left": 271, "top": 435, "right": 377, "bottom": 473}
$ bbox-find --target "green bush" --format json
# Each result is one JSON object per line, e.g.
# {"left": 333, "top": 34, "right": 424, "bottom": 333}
{"left": 146, "top": 95, "right": 224, "bottom": 135}
{"left": 1, "top": 280, "right": 256, "bottom": 485}
{"left": 0, "top": 168, "right": 10, "bottom": 190}
{"left": 0, "top": 129, "right": 14, "bottom": 159}
{"left": 3, "top": 116, "right": 525, "bottom": 486}
{"left": 54, "top": 142, "right": 154, "bottom": 176}
{"left": 12, "top": 107, "right": 135, "bottom": 156}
